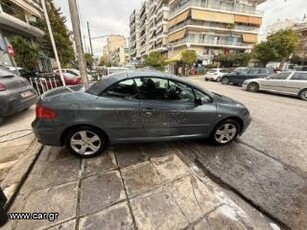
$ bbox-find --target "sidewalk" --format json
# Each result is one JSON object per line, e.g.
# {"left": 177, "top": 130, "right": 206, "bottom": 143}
{"left": 0, "top": 106, "right": 42, "bottom": 201}
{"left": 4, "top": 142, "right": 279, "bottom": 230}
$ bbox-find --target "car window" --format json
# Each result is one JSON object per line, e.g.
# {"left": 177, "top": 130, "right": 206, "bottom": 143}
{"left": 291, "top": 72, "right": 307, "bottom": 81}
{"left": 270, "top": 72, "right": 291, "bottom": 80}
{"left": 134, "top": 77, "right": 195, "bottom": 103}
{"left": 100, "top": 79, "right": 138, "bottom": 99}
{"left": 64, "top": 73, "right": 78, "bottom": 79}
{"left": 168, "top": 80, "right": 195, "bottom": 103}
{"left": 220, "top": 69, "right": 229, "bottom": 73}
{"left": 208, "top": 70, "right": 217, "bottom": 73}
{"left": 67, "top": 70, "right": 79, "bottom": 76}
{"left": 247, "top": 68, "right": 259, "bottom": 74}
{"left": 258, "top": 69, "right": 269, "bottom": 74}
{"left": 194, "top": 89, "right": 212, "bottom": 103}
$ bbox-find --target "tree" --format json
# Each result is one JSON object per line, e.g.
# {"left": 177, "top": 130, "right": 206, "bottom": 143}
{"left": 84, "top": 53, "right": 93, "bottom": 68}
{"left": 268, "top": 30, "right": 300, "bottom": 69}
{"left": 9, "top": 36, "right": 40, "bottom": 71}
{"left": 36, "top": 0, "right": 75, "bottom": 66}
{"left": 181, "top": 50, "right": 197, "bottom": 66}
{"left": 252, "top": 29, "right": 300, "bottom": 67}
{"left": 144, "top": 51, "right": 165, "bottom": 70}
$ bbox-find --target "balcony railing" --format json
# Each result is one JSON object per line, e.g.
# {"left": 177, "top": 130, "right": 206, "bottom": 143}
{"left": 171, "top": 36, "right": 250, "bottom": 48}
{"left": 169, "top": 19, "right": 259, "bottom": 33}
{"left": 170, "top": 0, "right": 262, "bottom": 18}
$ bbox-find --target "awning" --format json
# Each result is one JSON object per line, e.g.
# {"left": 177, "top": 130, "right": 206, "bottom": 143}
{"left": 168, "top": 29, "right": 186, "bottom": 43}
{"left": 165, "top": 53, "right": 183, "bottom": 63}
{"left": 191, "top": 9, "right": 213, "bottom": 21}
{"left": 243, "top": 33, "right": 258, "bottom": 43}
{"left": 191, "top": 9, "right": 234, "bottom": 24}
{"left": 234, "top": 15, "right": 249, "bottom": 24}
{"left": 248, "top": 16, "right": 262, "bottom": 25}
{"left": 169, "top": 10, "right": 189, "bottom": 28}
{"left": 11, "top": 0, "right": 42, "bottom": 17}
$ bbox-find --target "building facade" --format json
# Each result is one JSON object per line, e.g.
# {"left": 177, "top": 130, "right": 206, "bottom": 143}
{"left": 0, "top": 0, "right": 44, "bottom": 67}
{"left": 103, "top": 35, "right": 127, "bottom": 66}
{"left": 167, "top": 0, "right": 266, "bottom": 65}
{"left": 129, "top": 10, "right": 141, "bottom": 60}
{"left": 129, "top": 0, "right": 266, "bottom": 65}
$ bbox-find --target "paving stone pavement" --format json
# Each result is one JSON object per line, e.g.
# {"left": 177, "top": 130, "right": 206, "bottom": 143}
{"left": 4, "top": 142, "right": 280, "bottom": 230}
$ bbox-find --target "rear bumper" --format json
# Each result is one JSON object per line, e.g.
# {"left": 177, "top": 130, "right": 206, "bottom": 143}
{"left": 32, "top": 119, "right": 63, "bottom": 146}
{"left": 0, "top": 93, "right": 38, "bottom": 117}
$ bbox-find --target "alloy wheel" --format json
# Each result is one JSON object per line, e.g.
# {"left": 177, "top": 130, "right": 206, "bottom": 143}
{"left": 214, "top": 123, "right": 238, "bottom": 144}
{"left": 222, "top": 78, "right": 229, "bottom": 85}
{"left": 247, "top": 82, "right": 259, "bottom": 92}
{"left": 300, "top": 89, "right": 307, "bottom": 101}
{"left": 70, "top": 130, "right": 102, "bottom": 156}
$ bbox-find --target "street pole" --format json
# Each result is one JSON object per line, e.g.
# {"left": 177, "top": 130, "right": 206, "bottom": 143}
{"left": 87, "top": 21, "right": 93, "bottom": 56}
{"left": 41, "top": 0, "right": 65, "bottom": 86}
{"left": 68, "top": 0, "right": 88, "bottom": 85}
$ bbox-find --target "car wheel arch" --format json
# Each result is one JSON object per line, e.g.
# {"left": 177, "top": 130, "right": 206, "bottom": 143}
{"left": 298, "top": 88, "right": 307, "bottom": 99}
{"left": 60, "top": 124, "right": 110, "bottom": 146}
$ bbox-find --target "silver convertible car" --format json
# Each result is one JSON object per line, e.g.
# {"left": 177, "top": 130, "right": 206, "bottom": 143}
{"left": 32, "top": 71, "right": 251, "bottom": 157}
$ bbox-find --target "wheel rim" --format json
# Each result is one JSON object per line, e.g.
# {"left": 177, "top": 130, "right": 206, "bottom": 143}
{"left": 222, "top": 78, "right": 229, "bottom": 84}
{"left": 70, "top": 131, "right": 101, "bottom": 155}
{"left": 301, "top": 91, "right": 307, "bottom": 100}
{"left": 248, "top": 83, "right": 258, "bottom": 92}
{"left": 215, "top": 123, "right": 237, "bottom": 144}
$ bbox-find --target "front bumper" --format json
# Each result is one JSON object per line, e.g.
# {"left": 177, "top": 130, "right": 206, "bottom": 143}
{"left": 241, "top": 115, "right": 252, "bottom": 135}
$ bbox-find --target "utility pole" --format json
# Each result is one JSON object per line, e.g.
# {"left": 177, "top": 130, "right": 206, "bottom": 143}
{"left": 68, "top": 0, "right": 88, "bottom": 85}
{"left": 41, "top": 0, "right": 65, "bottom": 86}
{"left": 87, "top": 22, "right": 93, "bottom": 56}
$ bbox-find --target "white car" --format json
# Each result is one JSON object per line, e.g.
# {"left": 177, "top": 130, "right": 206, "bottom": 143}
{"left": 54, "top": 68, "right": 94, "bottom": 82}
{"left": 204, "top": 68, "right": 229, "bottom": 82}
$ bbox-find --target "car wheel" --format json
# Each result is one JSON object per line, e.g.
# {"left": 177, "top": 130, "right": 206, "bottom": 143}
{"left": 299, "top": 89, "right": 307, "bottom": 101}
{"left": 247, "top": 82, "right": 259, "bottom": 92}
{"left": 65, "top": 126, "right": 107, "bottom": 158}
{"left": 210, "top": 119, "right": 240, "bottom": 145}
{"left": 221, "top": 77, "right": 230, "bottom": 85}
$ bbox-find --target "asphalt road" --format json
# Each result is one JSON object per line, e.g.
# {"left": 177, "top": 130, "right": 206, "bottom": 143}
{"left": 183, "top": 79, "right": 307, "bottom": 229}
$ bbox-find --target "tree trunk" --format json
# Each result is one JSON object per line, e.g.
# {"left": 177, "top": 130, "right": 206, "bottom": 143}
{"left": 279, "top": 58, "right": 287, "bottom": 70}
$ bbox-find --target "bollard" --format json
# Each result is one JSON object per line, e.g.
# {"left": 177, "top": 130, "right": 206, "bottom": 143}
{"left": 0, "top": 187, "right": 8, "bottom": 227}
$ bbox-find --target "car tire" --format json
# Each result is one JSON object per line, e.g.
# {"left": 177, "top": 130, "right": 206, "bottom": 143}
{"left": 65, "top": 126, "right": 107, "bottom": 158}
{"left": 210, "top": 119, "right": 240, "bottom": 146}
{"left": 298, "top": 89, "right": 307, "bottom": 101}
{"left": 221, "top": 77, "right": 230, "bottom": 85}
{"left": 247, "top": 82, "right": 259, "bottom": 92}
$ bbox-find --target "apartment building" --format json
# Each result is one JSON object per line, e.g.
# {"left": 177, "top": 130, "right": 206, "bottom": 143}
{"left": 129, "top": 0, "right": 170, "bottom": 60}
{"left": 103, "top": 35, "right": 127, "bottom": 66}
{"left": 148, "top": 0, "right": 169, "bottom": 56}
{"left": 0, "top": 0, "right": 44, "bottom": 66}
{"left": 167, "top": 0, "right": 266, "bottom": 64}
{"left": 129, "top": 10, "right": 141, "bottom": 59}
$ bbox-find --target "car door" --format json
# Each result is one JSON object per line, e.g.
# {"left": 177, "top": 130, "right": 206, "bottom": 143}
{"left": 287, "top": 72, "right": 307, "bottom": 95}
{"left": 135, "top": 77, "right": 217, "bottom": 138}
{"left": 94, "top": 78, "right": 142, "bottom": 141}
{"left": 261, "top": 72, "right": 292, "bottom": 92}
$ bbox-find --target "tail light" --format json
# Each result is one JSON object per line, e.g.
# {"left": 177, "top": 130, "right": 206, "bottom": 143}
{"left": 36, "top": 104, "right": 57, "bottom": 120}
{"left": 0, "top": 82, "right": 6, "bottom": 91}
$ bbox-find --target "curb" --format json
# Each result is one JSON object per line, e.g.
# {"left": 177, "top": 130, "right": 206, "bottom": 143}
{"left": 1, "top": 139, "right": 43, "bottom": 211}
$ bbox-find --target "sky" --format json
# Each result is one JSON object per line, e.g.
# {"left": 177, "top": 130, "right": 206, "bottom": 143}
{"left": 53, "top": 0, "right": 307, "bottom": 56}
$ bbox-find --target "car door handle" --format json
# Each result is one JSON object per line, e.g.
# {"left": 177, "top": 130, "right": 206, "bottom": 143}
{"left": 143, "top": 107, "right": 154, "bottom": 111}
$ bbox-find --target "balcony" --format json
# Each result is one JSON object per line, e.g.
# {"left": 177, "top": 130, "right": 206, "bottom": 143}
{"left": 169, "top": 19, "right": 259, "bottom": 34}
{"left": 170, "top": 0, "right": 262, "bottom": 18}
{"left": 171, "top": 35, "right": 252, "bottom": 49}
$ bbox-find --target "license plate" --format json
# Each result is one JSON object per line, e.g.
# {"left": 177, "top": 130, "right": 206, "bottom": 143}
{"left": 21, "top": 90, "right": 34, "bottom": 98}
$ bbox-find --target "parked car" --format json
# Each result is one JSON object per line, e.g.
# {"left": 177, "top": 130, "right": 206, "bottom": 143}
{"left": 295, "top": 66, "right": 307, "bottom": 71}
{"left": 204, "top": 68, "right": 229, "bottom": 82}
{"left": 0, "top": 67, "right": 38, "bottom": 124}
{"left": 232, "top": 67, "right": 249, "bottom": 75}
{"left": 221, "top": 68, "right": 274, "bottom": 85}
{"left": 32, "top": 70, "right": 251, "bottom": 158}
{"left": 54, "top": 68, "right": 93, "bottom": 82}
{"left": 243, "top": 71, "right": 307, "bottom": 100}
